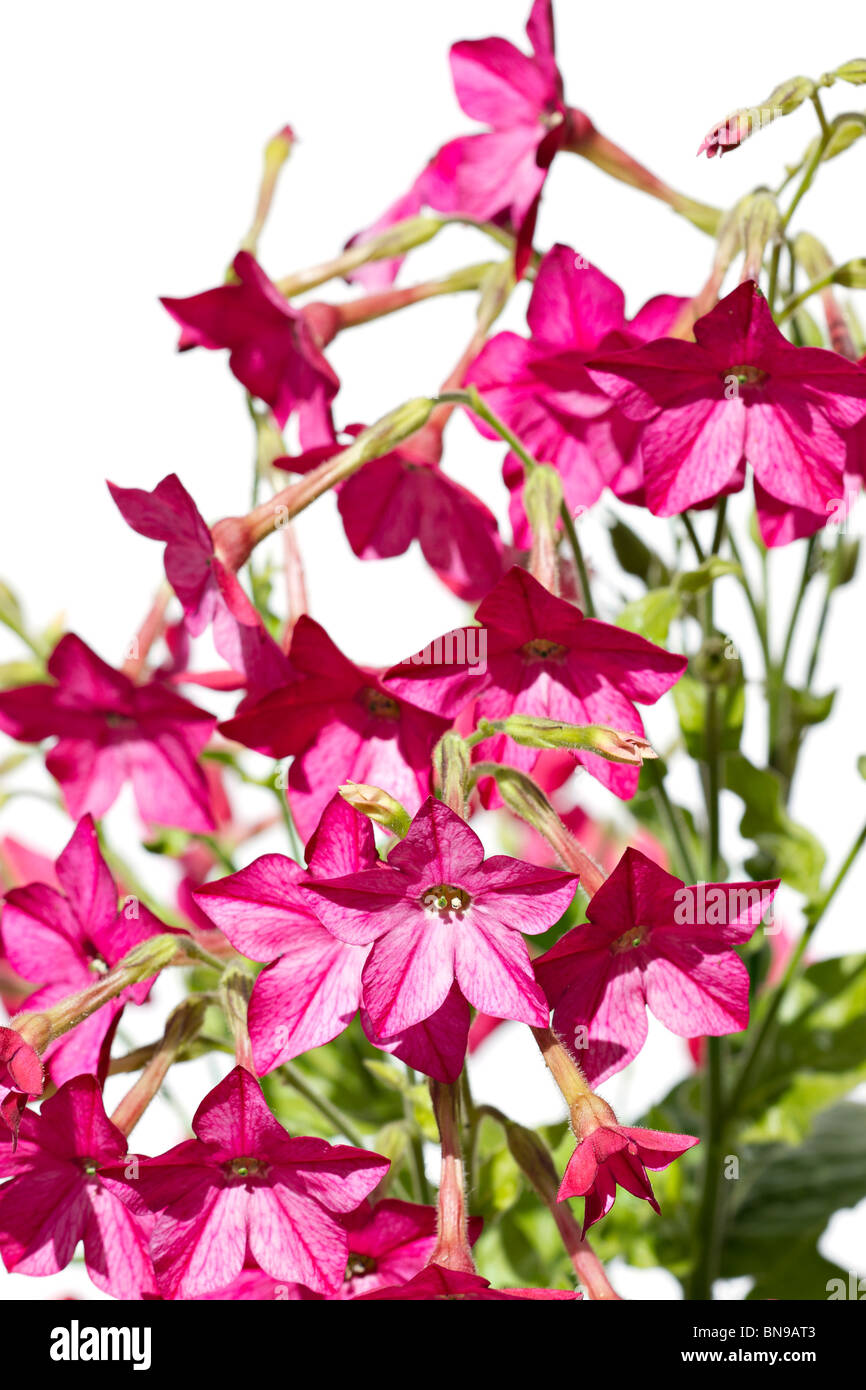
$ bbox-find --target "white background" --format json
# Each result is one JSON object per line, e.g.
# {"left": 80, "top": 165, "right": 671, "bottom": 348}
{"left": 1, "top": 0, "right": 865, "bottom": 1299}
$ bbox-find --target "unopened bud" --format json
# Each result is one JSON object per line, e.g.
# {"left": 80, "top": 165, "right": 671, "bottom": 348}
{"left": 502, "top": 715, "right": 658, "bottom": 765}
{"left": 833, "top": 258, "right": 866, "bottom": 289}
{"left": 826, "top": 59, "right": 866, "bottom": 86}
{"left": 524, "top": 465, "right": 564, "bottom": 594}
{"left": 698, "top": 77, "right": 813, "bottom": 158}
{"left": 339, "top": 782, "right": 411, "bottom": 838}
{"left": 739, "top": 190, "right": 782, "bottom": 283}
{"left": 793, "top": 232, "right": 834, "bottom": 283}
{"left": 433, "top": 732, "right": 471, "bottom": 819}
{"left": 348, "top": 398, "right": 436, "bottom": 466}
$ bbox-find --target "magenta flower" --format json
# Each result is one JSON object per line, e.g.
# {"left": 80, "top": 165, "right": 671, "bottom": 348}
{"left": 2, "top": 815, "right": 169, "bottom": 1085}
{"left": 0, "top": 634, "right": 217, "bottom": 831}
{"left": 100, "top": 1066, "right": 389, "bottom": 1300}
{"left": 200, "top": 1198, "right": 481, "bottom": 1300}
{"left": 306, "top": 797, "right": 577, "bottom": 1036}
{"left": 162, "top": 251, "right": 339, "bottom": 431}
{"left": 385, "top": 566, "right": 686, "bottom": 799}
{"left": 280, "top": 422, "right": 505, "bottom": 602}
{"left": 108, "top": 473, "right": 289, "bottom": 693}
{"left": 587, "top": 281, "right": 866, "bottom": 541}
{"left": 356, "top": 1263, "right": 579, "bottom": 1300}
{"left": 219, "top": 616, "right": 450, "bottom": 841}
{"left": 350, "top": 0, "right": 580, "bottom": 283}
{"left": 194, "top": 795, "right": 471, "bottom": 1082}
{"left": 534, "top": 847, "right": 779, "bottom": 1086}
{"left": 465, "top": 243, "right": 687, "bottom": 525}
{"left": 559, "top": 1093, "right": 699, "bottom": 1235}
{"left": 0, "top": 1027, "right": 43, "bottom": 1142}
{"left": 0, "top": 1075, "right": 157, "bottom": 1298}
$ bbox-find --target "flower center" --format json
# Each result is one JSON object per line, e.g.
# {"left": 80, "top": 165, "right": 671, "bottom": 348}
{"left": 87, "top": 953, "right": 109, "bottom": 976}
{"left": 725, "top": 364, "right": 768, "bottom": 388}
{"left": 421, "top": 884, "right": 472, "bottom": 914}
{"left": 521, "top": 638, "right": 568, "bottom": 662}
{"left": 105, "top": 713, "right": 136, "bottom": 731}
{"left": 81, "top": 1158, "right": 100, "bottom": 1176}
{"left": 610, "top": 924, "right": 650, "bottom": 954}
{"left": 226, "top": 1157, "right": 269, "bottom": 1180}
{"left": 345, "top": 1253, "right": 377, "bottom": 1279}
{"left": 360, "top": 687, "right": 401, "bottom": 720}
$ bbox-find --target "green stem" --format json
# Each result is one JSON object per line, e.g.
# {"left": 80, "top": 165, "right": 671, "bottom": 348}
{"left": 278, "top": 1061, "right": 366, "bottom": 1147}
{"left": 645, "top": 763, "right": 700, "bottom": 882}
{"left": 682, "top": 513, "right": 706, "bottom": 564}
{"left": 560, "top": 503, "right": 596, "bottom": 617}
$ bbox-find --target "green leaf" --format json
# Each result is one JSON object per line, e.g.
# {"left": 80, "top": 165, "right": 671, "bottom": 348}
{"left": 726, "top": 753, "right": 825, "bottom": 895}
{"left": 673, "top": 675, "right": 745, "bottom": 759}
{"left": 608, "top": 518, "right": 671, "bottom": 587}
{"left": 721, "top": 1103, "right": 866, "bottom": 1298}
{"left": 787, "top": 686, "right": 835, "bottom": 728}
{"left": 674, "top": 556, "right": 740, "bottom": 595}
{"left": 617, "top": 587, "right": 680, "bottom": 643}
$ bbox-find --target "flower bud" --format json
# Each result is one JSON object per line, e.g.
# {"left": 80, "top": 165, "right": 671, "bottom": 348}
{"left": 524, "top": 465, "right": 564, "bottom": 594}
{"left": 698, "top": 77, "right": 813, "bottom": 157}
{"left": 339, "top": 782, "right": 411, "bottom": 838}
{"left": 476, "top": 762, "right": 603, "bottom": 894}
{"left": 738, "top": 190, "right": 782, "bottom": 283}
{"left": 825, "top": 59, "right": 866, "bottom": 86}
{"left": 502, "top": 715, "right": 658, "bottom": 765}
{"left": 433, "top": 732, "right": 472, "bottom": 819}
{"left": 833, "top": 258, "right": 866, "bottom": 289}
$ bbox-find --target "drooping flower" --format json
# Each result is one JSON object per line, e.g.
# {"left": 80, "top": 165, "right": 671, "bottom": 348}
{"left": 385, "top": 566, "right": 686, "bottom": 799}
{"left": 356, "top": 1262, "right": 579, "bottom": 1300}
{"left": 194, "top": 795, "right": 471, "bottom": 1082}
{"left": 306, "top": 796, "right": 577, "bottom": 1037}
{"left": 534, "top": 847, "right": 779, "bottom": 1086}
{"left": 277, "top": 421, "right": 505, "bottom": 601}
{"left": 0, "top": 1027, "right": 43, "bottom": 1141}
{"left": 161, "top": 251, "right": 339, "bottom": 432}
{"left": 558, "top": 1092, "right": 698, "bottom": 1235}
{"left": 464, "top": 243, "right": 688, "bottom": 527}
{"left": 349, "top": 0, "right": 583, "bottom": 283}
{"left": 2, "top": 815, "right": 169, "bottom": 1085}
{"left": 586, "top": 281, "right": 866, "bottom": 543}
{"left": 0, "top": 634, "right": 217, "bottom": 831}
{"left": 108, "top": 473, "right": 289, "bottom": 693}
{"left": 219, "top": 616, "right": 450, "bottom": 840}
{"left": 100, "top": 1066, "right": 389, "bottom": 1300}
{"left": 0, "top": 1075, "right": 157, "bottom": 1298}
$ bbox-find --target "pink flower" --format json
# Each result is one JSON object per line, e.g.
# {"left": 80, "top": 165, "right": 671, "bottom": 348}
{"left": 356, "top": 1262, "right": 579, "bottom": 1300}
{"left": 279, "top": 422, "right": 505, "bottom": 602}
{"left": 0, "top": 1075, "right": 157, "bottom": 1298}
{"left": 0, "top": 1027, "right": 43, "bottom": 1142}
{"left": 2, "top": 816, "right": 169, "bottom": 1085}
{"left": 108, "top": 473, "right": 289, "bottom": 693}
{"left": 161, "top": 251, "right": 339, "bottom": 431}
{"left": 198, "top": 1198, "right": 482, "bottom": 1300}
{"left": 219, "top": 615, "right": 450, "bottom": 841}
{"left": 335, "top": 1198, "right": 482, "bottom": 1300}
{"left": 0, "top": 634, "right": 217, "bottom": 832}
{"left": 100, "top": 1066, "right": 389, "bottom": 1299}
{"left": 306, "top": 796, "right": 576, "bottom": 1036}
{"left": 559, "top": 1093, "right": 698, "bottom": 1235}
{"left": 385, "top": 566, "right": 686, "bottom": 799}
{"left": 350, "top": 1, "right": 581, "bottom": 283}
{"left": 465, "top": 243, "right": 687, "bottom": 528}
{"left": 586, "top": 281, "right": 866, "bottom": 542}
{"left": 194, "top": 795, "right": 471, "bottom": 1082}
{"left": 534, "top": 847, "right": 779, "bottom": 1086}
